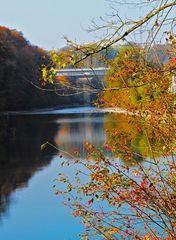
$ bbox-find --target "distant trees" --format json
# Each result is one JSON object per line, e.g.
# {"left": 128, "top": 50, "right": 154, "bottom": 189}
{"left": 0, "top": 26, "right": 90, "bottom": 111}
{"left": 0, "top": 26, "right": 49, "bottom": 110}
{"left": 0, "top": 26, "right": 103, "bottom": 111}
{"left": 43, "top": 0, "right": 176, "bottom": 73}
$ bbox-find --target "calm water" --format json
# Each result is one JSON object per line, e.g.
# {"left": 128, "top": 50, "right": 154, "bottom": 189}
{"left": 0, "top": 107, "right": 106, "bottom": 240}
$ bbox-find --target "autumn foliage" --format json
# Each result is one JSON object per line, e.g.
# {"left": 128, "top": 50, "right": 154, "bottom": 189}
{"left": 53, "top": 47, "right": 176, "bottom": 239}
{"left": 0, "top": 26, "right": 87, "bottom": 111}
{"left": 0, "top": 26, "right": 50, "bottom": 110}
{"left": 101, "top": 47, "right": 175, "bottom": 116}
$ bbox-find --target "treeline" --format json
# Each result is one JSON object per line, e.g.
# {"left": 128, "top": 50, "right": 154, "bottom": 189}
{"left": 0, "top": 26, "right": 173, "bottom": 111}
{"left": 56, "top": 42, "right": 172, "bottom": 69}
{"left": 0, "top": 26, "right": 88, "bottom": 112}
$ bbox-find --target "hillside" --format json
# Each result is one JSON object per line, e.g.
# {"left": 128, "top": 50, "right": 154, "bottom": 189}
{"left": 0, "top": 26, "right": 89, "bottom": 111}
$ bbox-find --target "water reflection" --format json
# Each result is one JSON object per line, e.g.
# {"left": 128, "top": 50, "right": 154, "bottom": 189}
{"left": 1, "top": 109, "right": 174, "bottom": 239}
{"left": 0, "top": 112, "right": 105, "bottom": 222}
{"left": 54, "top": 115, "right": 106, "bottom": 155}
{"left": 104, "top": 112, "right": 176, "bottom": 164}
{"left": 55, "top": 112, "right": 176, "bottom": 239}
{"left": 0, "top": 114, "right": 57, "bottom": 218}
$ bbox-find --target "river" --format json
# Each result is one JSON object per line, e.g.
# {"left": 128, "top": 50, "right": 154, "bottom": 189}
{"left": 0, "top": 107, "right": 106, "bottom": 240}
{"left": 0, "top": 107, "right": 175, "bottom": 239}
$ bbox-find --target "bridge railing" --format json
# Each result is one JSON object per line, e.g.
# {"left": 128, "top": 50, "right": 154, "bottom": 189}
{"left": 56, "top": 68, "right": 109, "bottom": 77}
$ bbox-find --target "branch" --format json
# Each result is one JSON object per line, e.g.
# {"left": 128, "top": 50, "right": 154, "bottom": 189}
{"left": 75, "top": 1, "right": 176, "bottom": 64}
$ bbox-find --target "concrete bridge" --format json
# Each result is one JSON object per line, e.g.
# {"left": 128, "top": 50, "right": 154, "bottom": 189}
{"left": 56, "top": 67, "right": 176, "bottom": 93}
{"left": 56, "top": 67, "right": 109, "bottom": 77}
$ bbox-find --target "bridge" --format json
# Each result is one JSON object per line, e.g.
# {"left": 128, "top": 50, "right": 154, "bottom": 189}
{"left": 56, "top": 67, "right": 109, "bottom": 77}
{"left": 56, "top": 67, "right": 176, "bottom": 93}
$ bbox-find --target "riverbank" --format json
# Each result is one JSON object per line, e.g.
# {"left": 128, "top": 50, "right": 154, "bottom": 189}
{"left": 0, "top": 106, "right": 128, "bottom": 116}
{"left": 1, "top": 105, "right": 175, "bottom": 119}
{"left": 0, "top": 104, "right": 93, "bottom": 116}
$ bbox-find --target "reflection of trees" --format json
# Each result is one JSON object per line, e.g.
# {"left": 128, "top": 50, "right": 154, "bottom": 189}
{"left": 0, "top": 115, "right": 57, "bottom": 217}
{"left": 54, "top": 113, "right": 106, "bottom": 157}
{"left": 55, "top": 110, "right": 176, "bottom": 239}
{"left": 104, "top": 113, "right": 176, "bottom": 164}
{"left": 0, "top": 112, "right": 106, "bottom": 219}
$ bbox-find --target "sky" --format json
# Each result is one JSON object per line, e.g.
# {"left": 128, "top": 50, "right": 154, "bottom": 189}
{"left": 0, "top": 0, "right": 174, "bottom": 51}
{"left": 0, "top": 0, "right": 111, "bottom": 50}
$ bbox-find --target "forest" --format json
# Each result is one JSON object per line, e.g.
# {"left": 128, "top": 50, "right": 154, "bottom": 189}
{"left": 0, "top": 26, "right": 174, "bottom": 111}
{"left": 0, "top": 26, "right": 92, "bottom": 111}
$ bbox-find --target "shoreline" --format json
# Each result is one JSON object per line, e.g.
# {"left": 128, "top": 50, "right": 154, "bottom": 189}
{"left": 0, "top": 104, "right": 92, "bottom": 116}
{"left": 1, "top": 106, "right": 175, "bottom": 117}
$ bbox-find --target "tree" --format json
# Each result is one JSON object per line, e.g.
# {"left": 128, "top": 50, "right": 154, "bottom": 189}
{"left": 42, "top": 1, "right": 176, "bottom": 100}
{"left": 52, "top": 52, "right": 176, "bottom": 238}
{"left": 0, "top": 26, "right": 51, "bottom": 111}
{"left": 41, "top": 1, "right": 176, "bottom": 239}
{"left": 100, "top": 46, "right": 175, "bottom": 113}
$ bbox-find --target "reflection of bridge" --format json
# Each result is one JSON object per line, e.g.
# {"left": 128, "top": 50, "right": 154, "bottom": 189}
{"left": 56, "top": 68, "right": 109, "bottom": 77}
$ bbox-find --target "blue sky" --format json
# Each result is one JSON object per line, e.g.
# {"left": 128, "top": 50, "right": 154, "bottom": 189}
{"left": 0, "top": 0, "right": 111, "bottom": 50}
{"left": 0, "top": 0, "right": 172, "bottom": 50}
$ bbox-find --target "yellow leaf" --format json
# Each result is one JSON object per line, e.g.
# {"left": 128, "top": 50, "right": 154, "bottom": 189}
{"left": 143, "top": 236, "right": 150, "bottom": 240}
{"left": 111, "top": 227, "right": 119, "bottom": 233}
